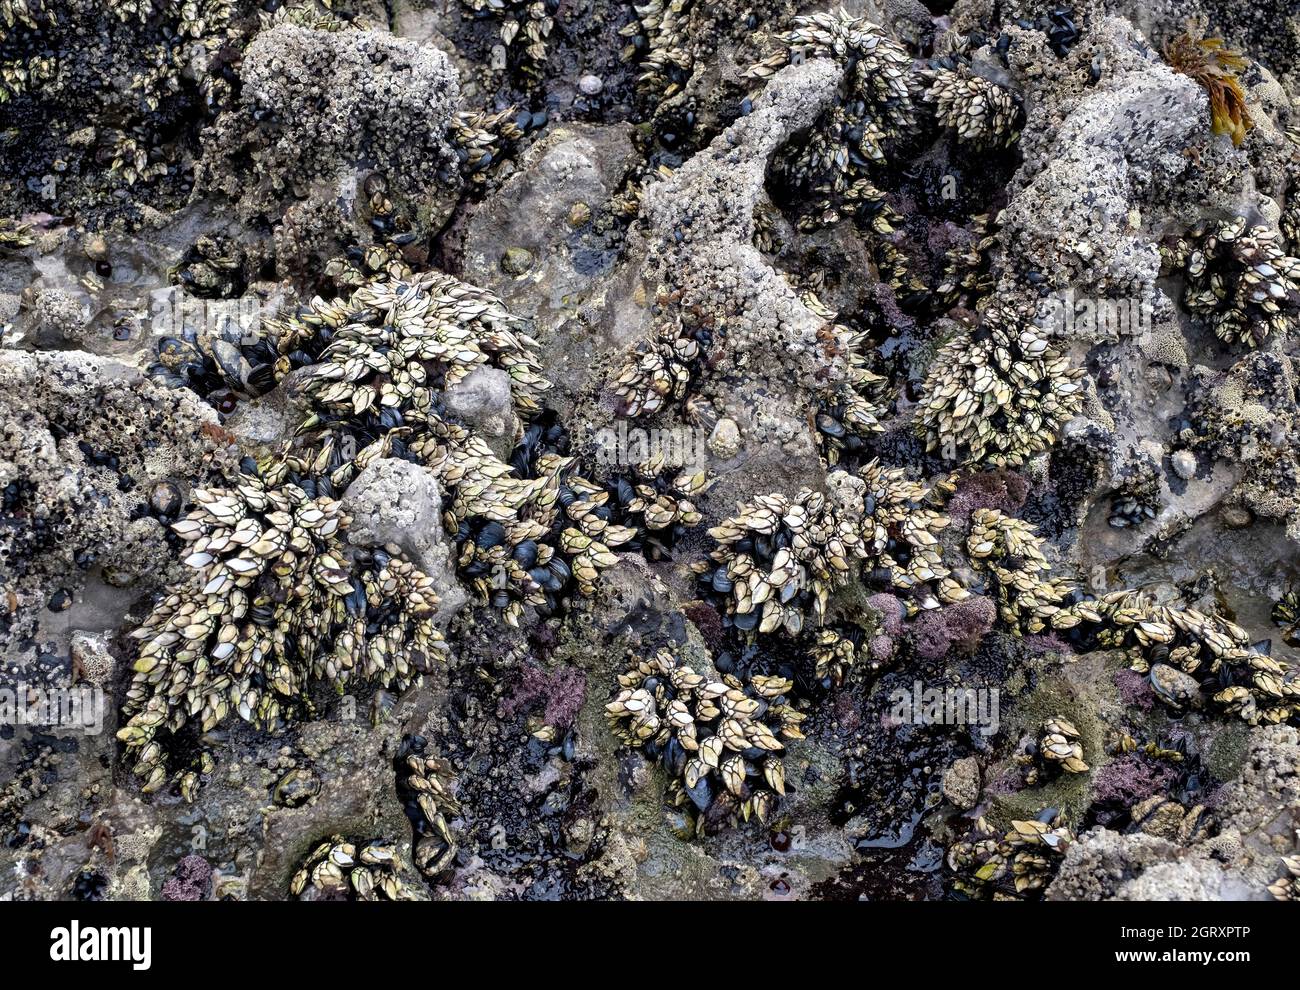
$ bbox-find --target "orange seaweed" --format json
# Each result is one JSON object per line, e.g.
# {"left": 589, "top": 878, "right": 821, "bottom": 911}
{"left": 1165, "top": 24, "right": 1253, "bottom": 147}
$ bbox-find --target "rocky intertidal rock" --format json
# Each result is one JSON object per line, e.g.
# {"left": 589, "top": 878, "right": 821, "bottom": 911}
{"left": 5, "top": 0, "right": 1300, "bottom": 907}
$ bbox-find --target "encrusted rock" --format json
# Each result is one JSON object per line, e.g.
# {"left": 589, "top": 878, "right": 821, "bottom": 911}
{"left": 341, "top": 459, "right": 466, "bottom": 622}
{"left": 942, "top": 757, "right": 982, "bottom": 810}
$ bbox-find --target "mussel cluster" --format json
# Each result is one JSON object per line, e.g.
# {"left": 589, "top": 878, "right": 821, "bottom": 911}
{"left": 1090, "top": 590, "right": 1298, "bottom": 725}
{"left": 260, "top": 267, "right": 710, "bottom": 626}
{"left": 611, "top": 288, "right": 718, "bottom": 417}
{"left": 1038, "top": 5, "right": 1083, "bottom": 59}
{"left": 803, "top": 294, "right": 892, "bottom": 467}
{"left": 0, "top": 0, "right": 56, "bottom": 103}
{"left": 462, "top": 0, "right": 555, "bottom": 74}
{"left": 398, "top": 736, "right": 460, "bottom": 880}
{"left": 605, "top": 648, "right": 805, "bottom": 828}
{"left": 966, "top": 507, "right": 1073, "bottom": 634}
{"left": 619, "top": 0, "right": 695, "bottom": 100}
{"left": 7, "top": 0, "right": 243, "bottom": 188}
{"left": 1160, "top": 217, "right": 1300, "bottom": 348}
{"left": 424, "top": 420, "right": 706, "bottom": 624}
{"left": 919, "top": 303, "right": 1085, "bottom": 468}
{"left": 934, "top": 212, "right": 1000, "bottom": 311}
{"left": 148, "top": 323, "right": 270, "bottom": 412}
{"left": 1108, "top": 478, "right": 1160, "bottom": 530}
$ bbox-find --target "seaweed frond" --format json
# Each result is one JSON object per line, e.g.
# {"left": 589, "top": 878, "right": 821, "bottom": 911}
{"left": 1165, "top": 23, "right": 1253, "bottom": 147}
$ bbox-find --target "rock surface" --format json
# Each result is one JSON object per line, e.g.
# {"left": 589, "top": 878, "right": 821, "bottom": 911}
{"left": 1, "top": 0, "right": 1299, "bottom": 906}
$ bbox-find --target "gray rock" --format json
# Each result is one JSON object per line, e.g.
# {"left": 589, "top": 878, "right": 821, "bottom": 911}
{"left": 444, "top": 366, "right": 518, "bottom": 460}
{"left": 0, "top": 349, "right": 219, "bottom": 660}
{"left": 462, "top": 122, "right": 638, "bottom": 323}
{"left": 1221, "top": 505, "right": 1254, "bottom": 529}
{"left": 340, "top": 458, "right": 466, "bottom": 622}
{"left": 70, "top": 630, "right": 116, "bottom": 686}
{"left": 500, "top": 246, "right": 535, "bottom": 276}
{"left": 197, "top": 24, "right": 463, "bottom": 260}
